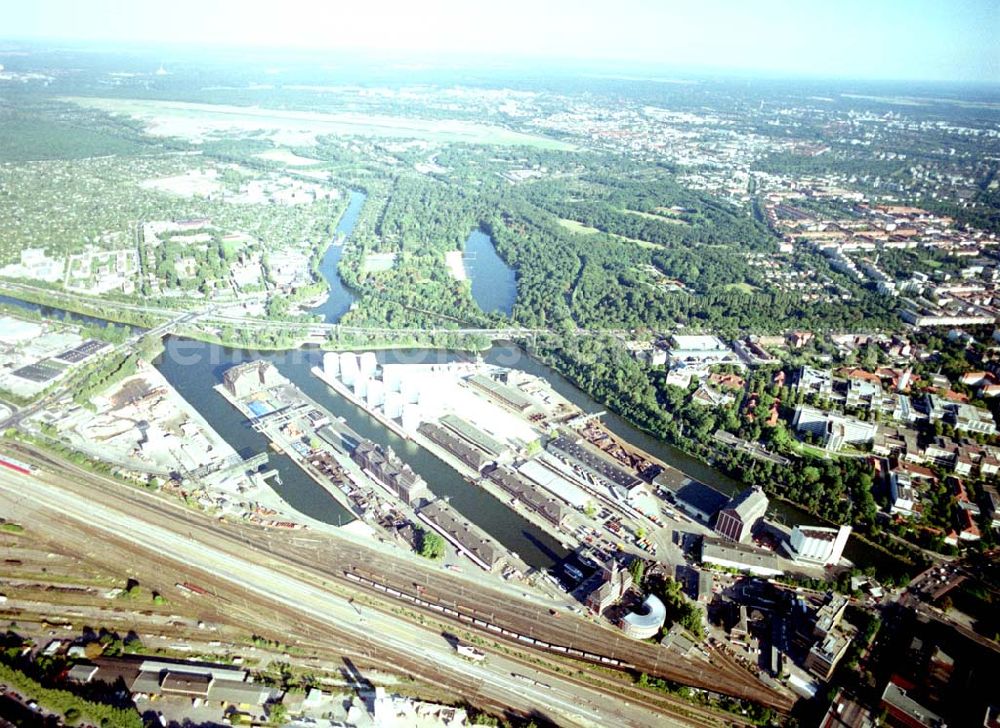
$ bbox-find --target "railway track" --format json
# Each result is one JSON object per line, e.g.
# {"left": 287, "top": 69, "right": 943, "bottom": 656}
{"left": 5, "top": 442, "right": 793, "bottom": 714}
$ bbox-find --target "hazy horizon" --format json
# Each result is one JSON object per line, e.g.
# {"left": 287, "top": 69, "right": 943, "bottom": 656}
{"left": 2, "top": 0, "right": 998, "bottom": 84}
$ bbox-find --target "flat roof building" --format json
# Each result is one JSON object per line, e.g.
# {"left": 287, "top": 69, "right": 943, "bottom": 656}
{"left": 880, "top": 677, "right": 946, "bottom": 728}
{"left": 805, "top": 632, "right": 851, "bottom": 681}
{"left": 548, "top": 435, "right": 644, "bottom": 500}
{"left": 466, "top": 373, "right": 535, "bottom": 413}
{"left": 786, "top": 525, "right": 852, "bottom": 566}
{"left": 701, "top": 537, "right": 784, "bottom": 577}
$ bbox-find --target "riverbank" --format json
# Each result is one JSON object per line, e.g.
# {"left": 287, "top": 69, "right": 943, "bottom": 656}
{"left": 0, "top": 280, "right": 919, "bottom": 579}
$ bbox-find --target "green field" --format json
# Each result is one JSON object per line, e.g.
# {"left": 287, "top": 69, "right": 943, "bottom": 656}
{"left": 625, "top": 208, "right": 688, "bottom": 225}
{"left": 557, "top": 218, "right": 601, "bottom": 235}
{"left": 557, "top": 218, "right": 661, "bottom": 248}
{"left": 64, "top": 97, "right": 574, "bottom": 150}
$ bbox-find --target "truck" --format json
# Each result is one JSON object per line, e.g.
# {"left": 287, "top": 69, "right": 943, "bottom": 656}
{"left": 455, "top": 643, "right": 486, "bottom": 662}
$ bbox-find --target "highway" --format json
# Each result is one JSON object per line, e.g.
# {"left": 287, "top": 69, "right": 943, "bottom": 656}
{"left": 0, "top": 458, "right": 745, "bottom": 727}
{"left": 0, "top": 279, "right": 625, "bottom": 341}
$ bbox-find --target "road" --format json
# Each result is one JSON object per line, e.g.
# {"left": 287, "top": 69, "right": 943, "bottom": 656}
{"left": 0, "top": 463, "right": 729, "bottom": 727}
{"left": 7, "top": 440, "right": 791, "bottom": 709}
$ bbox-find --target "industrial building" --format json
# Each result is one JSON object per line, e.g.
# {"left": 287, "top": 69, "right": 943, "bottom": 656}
{"left": 484, "top": 465, "right": 566, "bottom": 527}
{"left": 466, "top": 373, "right": 535, "bottom": 414}
{"left": 222, "top": 360, "right": 284, "bottom": 399}
{"left": 548, "top": 434, "right": 644, "bottom": 502}
{"left": 418, "top": 499, "right": 506, "bottom": 572}
{"left": 68, "top": 656, "right": 279, "bottom": 707}
{"left": 439, "top": 414, "right": 510, "bottom": 461}
{"left": 714, "top": 486, "right": 768, "bottom": 543}
{"left": 579, "top": 560, "right": 632, "bottom": 614}
{"left": 352, "top": 439, "right": 428, "bottom": 505}
{"left": 620, "top": 594, "right": 667, "bottom": 639}
{"left": 418, "top": 422, "right": 492, "bottom": 472}
{"left": 785, "top": 525, "right": 852, "bottom": 566}
{"left": 701, "top": 537, "right": 784, "bottom": 577}
{"left": 656, "top": 473, "right": 730, "bottom": 522}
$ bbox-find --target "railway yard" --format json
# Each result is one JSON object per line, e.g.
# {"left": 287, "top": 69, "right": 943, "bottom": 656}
{"left": 0, "top": 440, "right": 794, "bottom": 726}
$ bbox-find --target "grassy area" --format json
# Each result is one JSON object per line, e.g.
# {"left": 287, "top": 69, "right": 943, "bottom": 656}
{"left": 0, "top": 522, "right": 25, "bottom": 534}
{"left": 557, "top": 218, "right": 601, "bottom": 235}
{"left": 64, "top": 97, "right": 574, "bottom": 149}
{"left": 723, "top": 282, "right": 758, "bottom": 293}
{"left": 624, "top": 208, "right": 688, "bottom": 225}
{"left": 612, "top": 233, "right": 660, "bottom": 249}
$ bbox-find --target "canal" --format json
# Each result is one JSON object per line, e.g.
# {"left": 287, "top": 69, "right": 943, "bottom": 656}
{"left": 153, "top": 338, "right": 571, "bottom": 571}
{"left": 308, "top": 190, "right": 367, "bottom": 323}
{"left": 0, "top": 294, "right": 143, "bottom": 334}
{"left": 1, "top": 288, "right": 907, "bottom": 576}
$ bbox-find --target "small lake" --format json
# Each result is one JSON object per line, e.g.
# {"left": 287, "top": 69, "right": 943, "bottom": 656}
{"left": 309, "top": 190, "right": 366, "bottom": 323}
{"left": 464, "top": 230, "right": 516, "bottom": 317}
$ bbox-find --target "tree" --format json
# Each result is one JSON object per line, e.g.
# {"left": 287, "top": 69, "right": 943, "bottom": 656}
{"left": 418, "top": 530, "right": 446, "bottom": 560}
{"left": 629, "top": 558, "right": 646, "bottom": 586}
{"left": 268, "top": 702, "right": 288, "bottom": 725}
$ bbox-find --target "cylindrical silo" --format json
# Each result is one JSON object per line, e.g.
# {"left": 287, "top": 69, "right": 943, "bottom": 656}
{"left": 339, "top": 352, "right": 359, "bottom": 385}
{"left": 323, "top": 352, "right": 340, "bottom": 377}
{"left": 359, "top": 351, "right": 378, "bottom": 380}
{"left": 402, "top": 403, "right": 422, "bottom": 432}
{"left": 384, "top": 391, "right": 403, "bottom": 419}
{"left": 366, "top": 379, "right": 385, "bottom": 408}
{"left": 381, "top": 364, "right": 403, "bottom": 392}
{"left": 400, "top": 376, "right": 420, "bottom": 404}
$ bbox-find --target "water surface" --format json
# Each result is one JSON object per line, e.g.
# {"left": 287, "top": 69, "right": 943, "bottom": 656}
{"left": 464, "top": 230, "right": 516, "bottom": 316}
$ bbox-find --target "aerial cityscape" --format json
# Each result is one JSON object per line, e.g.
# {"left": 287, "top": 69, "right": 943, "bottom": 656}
{"left": 0, "top": 2, "right": 998, "bottom": 727}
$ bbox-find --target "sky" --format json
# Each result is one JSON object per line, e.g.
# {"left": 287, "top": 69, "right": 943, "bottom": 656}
{"left": 5, "top": 0, "right": 999, "bottom": 82}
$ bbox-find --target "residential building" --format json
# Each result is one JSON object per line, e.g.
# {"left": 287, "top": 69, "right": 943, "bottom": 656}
{"left": 805, "top": 632, "right": 852, "bottom": 681}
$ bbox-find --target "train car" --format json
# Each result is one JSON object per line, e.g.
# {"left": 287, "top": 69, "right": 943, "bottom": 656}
{"left": 0, "top": 455, "right": 35, "bottom": 476}
{"left": 176, "top": 582, "right": 208, "bottom": 596}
